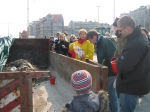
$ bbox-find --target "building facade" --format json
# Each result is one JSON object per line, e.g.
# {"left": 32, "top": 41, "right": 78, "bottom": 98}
{"left": 67, "top": 20, "right": 100, "bottom": 37}
{"left": 29, "top": 14, "right": 64, "bottom": 38}
{"left": 64, "top": 20, "right": 111, "bottom": 38}
{"left": 120, "top": 5, "right": 150, "bottom": 32}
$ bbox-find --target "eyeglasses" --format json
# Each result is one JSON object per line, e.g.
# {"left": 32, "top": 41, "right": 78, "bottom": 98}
{"left": 118, "top": 28, "right": 125, "bottom": 32}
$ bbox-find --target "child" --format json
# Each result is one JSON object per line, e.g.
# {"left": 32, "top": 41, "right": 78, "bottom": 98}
{"left": 61, "top": 70, "right": 110, "bottom": 112}
{"left": 68, "top": 29, "right": 94, "bottom": 61}
{"left": 55, "top": 33, "right": 69, "bottom": 56}
{"left": 69, "top": 34, "right": 78, "bottom": 43}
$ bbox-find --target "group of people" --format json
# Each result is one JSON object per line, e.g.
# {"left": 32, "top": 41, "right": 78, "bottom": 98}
{"left": 49, "top": 15, "right": 150, "bottom": 112}
{"left": 49, "top": 29, "right": 95, "bottom": 62}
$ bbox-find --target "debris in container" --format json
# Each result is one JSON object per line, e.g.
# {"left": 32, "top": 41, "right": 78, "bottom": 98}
{"left": 2, "top": 59, "right": 51, "bottom": 86}
{"left": 2, "top": 59, "right": 38, "bottom": 72}
{"left": 10, "top": 66, "right": 17, "bottom": 72}
{"left": 34, "top": 76, "right": 51, "bottom": 85}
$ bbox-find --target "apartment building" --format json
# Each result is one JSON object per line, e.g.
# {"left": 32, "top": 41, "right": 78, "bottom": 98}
{"left": 67, "top": 20, "right": 99, "bottom": 37}
{"left": 29, "top": 14, "right": 64, "bottom": 38}
{"left": 29, "top": 21, "right": 37, "bottom": 36}
{"left": 64, "top": 20, "right": 111, "bottom": 38}
{"left": 120, "top": 5, "right": 150, "bottom": 32}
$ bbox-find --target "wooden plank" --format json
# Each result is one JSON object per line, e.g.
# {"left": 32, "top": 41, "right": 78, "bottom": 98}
{"left": 100, "top": 66, "right": 108, "bottom": 92}
{"left": 27, "top": 77, "right": 33, "bottom": 112}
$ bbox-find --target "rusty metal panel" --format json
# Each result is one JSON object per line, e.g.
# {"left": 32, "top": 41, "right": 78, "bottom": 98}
{"left": 0, "top": 71, "right": 50, "bottom": 112}
{"left": 0, "top": 97, "right": 20, "bottom": 112}
{"left": 10, "top": 105, "right": 21, "bottom": 112}
{"left": 86, "top": 59, "right": 108, "bottom": 92}
{"left": 6, "top": 39, "right": 50, "bottom": 69}
{"left": 0, "top": 79, "right": 14, "bottom": 88}
{"left": 0, "top": 72, "right": 28, "bottom": 112}
{"left": 0, "top": 87, "right": 20, "bottom": 108}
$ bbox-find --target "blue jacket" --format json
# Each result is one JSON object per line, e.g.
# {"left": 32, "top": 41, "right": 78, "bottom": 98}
{"left": 62, "top": 91, "right": 110, "bottom": 112}
{"left": 66, "top": 92, "right": 99, "bottom": 112}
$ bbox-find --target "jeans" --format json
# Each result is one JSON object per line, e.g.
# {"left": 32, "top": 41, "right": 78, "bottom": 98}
{"left": 108, "top": 76, "right": 119, "bottom": 112}
{"left": 120, "top": 93, "right": 138, "bottom": 112}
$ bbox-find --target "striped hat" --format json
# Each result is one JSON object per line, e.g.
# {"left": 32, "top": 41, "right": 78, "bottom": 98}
{"left": 70, "top": 70, "right": 92, "bottom": 94}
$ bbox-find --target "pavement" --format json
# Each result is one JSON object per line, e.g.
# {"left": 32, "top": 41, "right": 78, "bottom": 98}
{"left": 33, "top": 54, "right": 150, "bottom": 112}
{"left": 135, "top": 94, "right": 150, "bottom": 112}
{"left": 94, "top": 54, "right": 150, "bottom": 112}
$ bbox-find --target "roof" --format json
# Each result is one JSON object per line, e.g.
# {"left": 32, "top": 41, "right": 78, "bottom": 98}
{"left": 51, "top": 14, "right": 64, "bottom": 23}
{"left": 35, "top": 14, "right": 64, "bottom": 26}
{"left": 22, "top": 30, "right": 27, "bottom": 35}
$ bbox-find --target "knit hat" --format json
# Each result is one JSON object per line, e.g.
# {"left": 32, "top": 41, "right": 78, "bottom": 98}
{"left": 70, "top": 70, "right": 92, "bottom": 94}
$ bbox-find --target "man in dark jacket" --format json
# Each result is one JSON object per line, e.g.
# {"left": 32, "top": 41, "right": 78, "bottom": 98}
{"left": 116, "top": 15, "right": 150, "bottom": 112}
{"left": 87, "top": 30, "right": 118, "bottom": 112}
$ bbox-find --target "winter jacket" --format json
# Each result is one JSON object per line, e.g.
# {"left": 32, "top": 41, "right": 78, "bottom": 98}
{"left": 116, "top": 27, "right": 150, "bottom": 95}
{"left": 114, "top": 36, "right": 127, "bottom": 56}
{"left": 97, "top": 36, "right": 116, "bottom": 77}
{"left": 49, "top": 41, "right": 54, "bottom": 51}
{"left": 61, "top": 90, "right": 110, "bottom": 112}
{"left": 56, "top": 41, "right": 69, "bottom": 56}
{"left": 69, "top": 40, "right": 94, "bottom": 62}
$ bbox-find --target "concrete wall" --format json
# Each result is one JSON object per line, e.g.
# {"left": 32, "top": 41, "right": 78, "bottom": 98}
{"left": 49, "top": 51, "right": 108, "bottom": 93}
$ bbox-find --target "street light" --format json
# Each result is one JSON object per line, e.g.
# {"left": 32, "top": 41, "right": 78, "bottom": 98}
{"left": 97, "top": 5, "right": 100, "bottom": 25}
{"left": 113, "top": 0, "right": 115, "bottom": 21}
{"left": 8, "top": 23, "right": 9, "bottom": 37}
{"left": 27, "top": 0, "right": 29, "bottom": 38}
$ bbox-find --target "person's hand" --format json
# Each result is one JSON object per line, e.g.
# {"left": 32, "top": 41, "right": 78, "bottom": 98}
{"left": 62, "top": 45, "right": 66, "bottom": 48}
{"left": 80, "top": 54, "right": 85, "bottom": 59}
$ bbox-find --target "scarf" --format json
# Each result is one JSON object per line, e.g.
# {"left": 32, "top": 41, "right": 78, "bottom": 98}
{"left": 78, "top": 38, "right": 87, "bottom": 44}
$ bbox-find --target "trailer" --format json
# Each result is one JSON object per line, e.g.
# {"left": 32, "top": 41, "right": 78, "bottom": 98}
{"left": 1, "top": 38, "right": 149, "bottom": 112}
{"left": 0, "top": 38, "right": 108, "bottom": 112}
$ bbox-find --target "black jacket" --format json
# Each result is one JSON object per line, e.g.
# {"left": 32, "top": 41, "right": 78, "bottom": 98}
{"left": 116, "top": 27, "right": 150, "bottom": 95}
{"left": 56, "top": 41, "right": 69, "bottom": 56}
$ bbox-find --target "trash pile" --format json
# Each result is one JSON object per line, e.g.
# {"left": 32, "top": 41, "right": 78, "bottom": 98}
{"left": 2, "top": 59, "right": 50, "bottom": 85}
{"left": 2, "top": 59, "right": 38, "bottom": 72}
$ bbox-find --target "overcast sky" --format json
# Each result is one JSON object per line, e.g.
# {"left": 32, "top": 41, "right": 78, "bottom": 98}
{"left": 0, "top": 0, "right": 149, "bottom": 37}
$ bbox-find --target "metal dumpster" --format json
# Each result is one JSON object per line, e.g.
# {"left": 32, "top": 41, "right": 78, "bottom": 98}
{"left": 0, "top": 39, "right": 50, "bottom": 112}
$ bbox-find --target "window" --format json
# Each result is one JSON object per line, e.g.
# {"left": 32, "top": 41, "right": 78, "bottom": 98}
{"left": 48, "top": 15, "right": 52, "bottom": 19}
{"left": 58, "top": 18, "right": 62, "bottom": 21}
{"left": 58, "top": 26, "right": 62, "bottom": 29}
{"left": 53, "top": 23, "right": 57, "bottom": 26}
{"left": 53, "top": 27, "right": 57, "bottom": 30}
{"left": 58, "top": 23, "right": 62, "bottom": 26}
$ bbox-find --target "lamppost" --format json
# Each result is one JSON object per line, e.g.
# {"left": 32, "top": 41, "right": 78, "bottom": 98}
{"left": 113, "top": 0, "right": 115, "bottom": 21}
{"left": 97, "top": 5, "right": 100, "bottom": 25}
{"left": 27, "top": 0, "right": 29, "bottom": 38}
{"left": 8, "top": 23, "right": 9, "bottom": 37}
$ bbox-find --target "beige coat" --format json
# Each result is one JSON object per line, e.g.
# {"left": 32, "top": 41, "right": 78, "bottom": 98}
{"left": 114, "top": 37, "right": 127, "bottom": 56}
